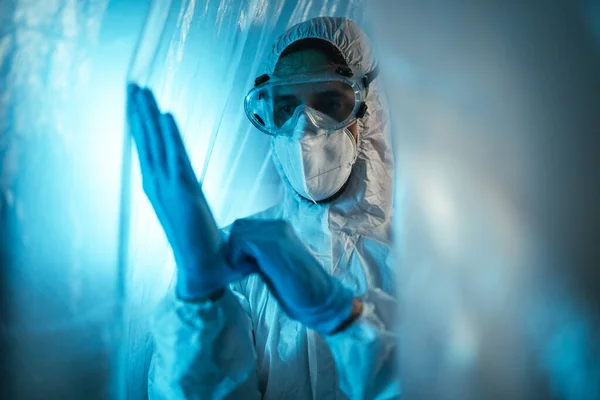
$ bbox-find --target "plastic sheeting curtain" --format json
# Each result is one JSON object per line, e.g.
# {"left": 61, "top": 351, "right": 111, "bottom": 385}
{"left": 120, "top": 1, "right": 370, "bottom": 398}
{"left": 370, "top": 1, "right": 600, "bottom": 399}
{"left": 0, "top": 1, "right": 118, "bottom": 399}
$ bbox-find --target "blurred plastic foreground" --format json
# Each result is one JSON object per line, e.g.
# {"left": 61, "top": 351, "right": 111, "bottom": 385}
{"left": 369, "top": 1, "right": 600, "bottom": 399}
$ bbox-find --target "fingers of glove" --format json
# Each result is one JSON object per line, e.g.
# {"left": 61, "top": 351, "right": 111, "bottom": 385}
{"left": 227, "top": 230, "right": 259, "bottom": 269}
{"left": 231, "top": 219, "right": 298, "bottom": 246}
{"left": 228, "top": 219, "right": 352, "bottom": 332}
{"left": 225, "top": 257, "right": 259, "bottom": 279}
{"left": 127, "top": 85, "right": 176, "bottom": 234}
{"left": 225, "top": 244, "right": 296, "bottom": 315}
{"left": 230, "top": 219, "right": 307, "bottom": 261}
{"left": 229, "top": 218, "right": 322, "bottom": 284}
{"left": 229, "top": 219, "right": 283, "bottom": 262}
{"left": 127, "top": 84, "right": 154, "bottom": 174}
{"left": 159, "top": 112, "right": 197, "bottom": 180}
{"left": 177, "top": 245, "right": 259, "bottom": 299}
{"left": 135, "top": 87, "right": 168, "bottom": 174}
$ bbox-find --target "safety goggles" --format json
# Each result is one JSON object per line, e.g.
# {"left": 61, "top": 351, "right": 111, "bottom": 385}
{"left": 244, "top": 65, "right": 379, "bottom": 136}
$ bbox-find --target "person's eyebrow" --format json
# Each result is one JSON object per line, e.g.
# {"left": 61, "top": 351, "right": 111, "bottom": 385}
{"left": 315, "top": 90, "right": 345, "bottom": 98}
{"left": 274, "top": 94, "right": 299, "bottom": 102}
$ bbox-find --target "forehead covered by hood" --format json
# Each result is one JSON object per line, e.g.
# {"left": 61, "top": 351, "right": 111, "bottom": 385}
{"left": 266, "top": 17, "right": 378, "bottom": 77}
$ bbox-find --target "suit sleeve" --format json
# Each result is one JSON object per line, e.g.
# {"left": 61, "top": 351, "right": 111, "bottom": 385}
{"left": 147, "top": 284, "right": 261, "bottom": 400}
{"left": 325, "top": 288, "right": 401, "bottom": 399}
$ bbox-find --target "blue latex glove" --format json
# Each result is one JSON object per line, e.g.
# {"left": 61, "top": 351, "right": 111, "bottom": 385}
{"left": 126, "top": 84, "right": 255, "bottom": 299}
{"left": 228, "top": 218, "right": 356, "bottom": 334}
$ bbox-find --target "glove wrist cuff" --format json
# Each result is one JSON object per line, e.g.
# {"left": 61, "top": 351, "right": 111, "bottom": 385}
{"left": 293, "top": 283, "right": 355, "bottom": 334}
{"left": 329, "top": 298, "right": 364, "bottom": 335}
{"left": 175, "top": 244, "right": 228, "bottom": 299}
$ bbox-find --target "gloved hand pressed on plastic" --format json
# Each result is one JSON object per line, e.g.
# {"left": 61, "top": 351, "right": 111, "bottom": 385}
{"left": 228, "top": 218, "right": 357, "bottom": 335}
{"left": 127, "top": 84, "right": 256, "bottom": 300}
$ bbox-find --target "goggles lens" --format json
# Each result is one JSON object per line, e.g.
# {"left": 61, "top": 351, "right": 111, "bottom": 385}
{"left": 245, "top": 76, "right": 362, "bottom": 135}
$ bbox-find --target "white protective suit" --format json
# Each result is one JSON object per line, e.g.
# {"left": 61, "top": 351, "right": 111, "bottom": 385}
{"left": 148, "top": 17, "right": 399, "bottom": 399}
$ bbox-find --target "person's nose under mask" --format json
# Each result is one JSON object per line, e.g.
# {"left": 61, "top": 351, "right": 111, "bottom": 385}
{"left": 274, "top": 108, "right": 358, "bottom": 203}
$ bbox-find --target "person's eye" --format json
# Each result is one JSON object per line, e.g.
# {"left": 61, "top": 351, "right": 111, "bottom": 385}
{"left": 277, "top": 104, "right": 294, "bottom": 115}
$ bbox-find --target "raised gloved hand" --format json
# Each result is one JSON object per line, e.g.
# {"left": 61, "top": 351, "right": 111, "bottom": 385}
{"left": 228, "top": 218, "right": 360, "bottom": 335}
{"left": 127, "top": 84, "right": 256, "bottom": 300}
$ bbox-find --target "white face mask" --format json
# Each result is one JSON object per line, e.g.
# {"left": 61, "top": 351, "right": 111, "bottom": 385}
{"left": 274, "top": 108, "right": 358, "bottom": 202}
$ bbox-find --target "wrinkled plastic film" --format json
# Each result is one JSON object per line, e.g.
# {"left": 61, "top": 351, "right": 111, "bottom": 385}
{"left": 116, "top": 3, "right": 177, "bottom": 399}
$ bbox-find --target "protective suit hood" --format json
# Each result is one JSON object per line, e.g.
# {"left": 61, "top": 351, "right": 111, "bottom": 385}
{"left": 268, "top": 17, "right": 393, "bottom": 241}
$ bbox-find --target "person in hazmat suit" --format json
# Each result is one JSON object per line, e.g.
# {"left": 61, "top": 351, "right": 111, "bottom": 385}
{"left": 127, "top": 16, "right": 399, "bottom": 399}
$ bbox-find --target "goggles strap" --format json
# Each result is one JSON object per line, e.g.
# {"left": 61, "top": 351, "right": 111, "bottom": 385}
{"left": 254, "top": 74, "right": 270, "bottom": 87}
{"left": 363, "top": 65, "right": 380, "bottom": 88}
